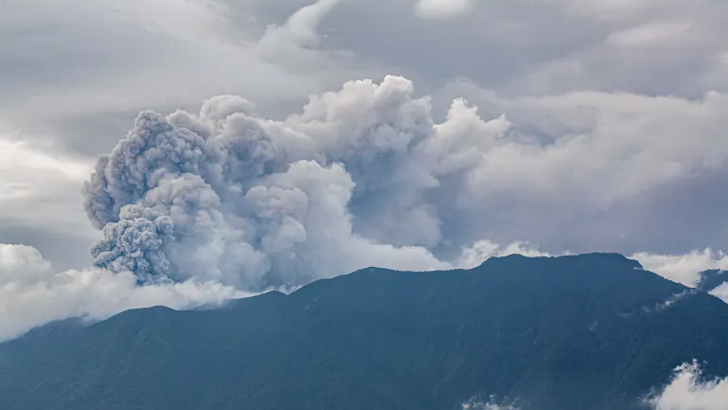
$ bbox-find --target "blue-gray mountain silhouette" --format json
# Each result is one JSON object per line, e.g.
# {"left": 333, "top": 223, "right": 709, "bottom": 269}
{"left": 2, "top": 253, "right": 727, "bottom": 410}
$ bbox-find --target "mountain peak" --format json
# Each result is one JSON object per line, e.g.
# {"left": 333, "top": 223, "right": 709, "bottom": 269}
{"left": 478, "top": 252, "right": 644, "bottom": 270}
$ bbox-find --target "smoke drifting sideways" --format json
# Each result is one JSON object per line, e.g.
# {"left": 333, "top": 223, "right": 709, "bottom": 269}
{"left": 83, "top": 76, "right": 508, "bottom": 290}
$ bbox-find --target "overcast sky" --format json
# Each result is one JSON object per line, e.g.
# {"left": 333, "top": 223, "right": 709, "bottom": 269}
{"left": 1, "top": 0, "right": 727, "bottom": 270}
{"left": 2, "top": 0, "right": 728, "bottom": 346}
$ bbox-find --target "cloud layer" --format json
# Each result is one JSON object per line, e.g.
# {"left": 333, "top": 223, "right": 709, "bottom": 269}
{"left": 648, "top": 362, "right": 728, "bottom": 410}
{"left": 0, "top": 243, "right": 245, "bottom": 342}
{"left": 633, "top": 250, "right": 728, "bottom": 288}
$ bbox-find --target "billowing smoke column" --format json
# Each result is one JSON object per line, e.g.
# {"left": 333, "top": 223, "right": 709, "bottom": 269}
{"left": 84, "top": 76, "right": 509, "bottom": 290}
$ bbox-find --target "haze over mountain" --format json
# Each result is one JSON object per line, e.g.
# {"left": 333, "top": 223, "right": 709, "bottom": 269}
{"left": 2, "top": 253, "right": 728, "bottom": 410}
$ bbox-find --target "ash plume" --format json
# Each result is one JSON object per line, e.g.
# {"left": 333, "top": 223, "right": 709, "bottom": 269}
{"left": 83, "top": 76, "right": 482, "bottom": 290}
{"left": 83, "top": 73, "right": 728, "bottom": 293}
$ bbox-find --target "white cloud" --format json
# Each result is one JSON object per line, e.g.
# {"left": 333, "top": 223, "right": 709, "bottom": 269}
{"left": 461, "top": 396, "right": 521, "bottom": 410}
{"left": 606, "top": 21, "right": 696, "bottom": 47}
{"left": 710, "top": 283, "right": 728, "bottom": 303}
{"left": 647, "top": 362, "right": 728, "bottom": 410}
{"left": 0, "top": 132, "right": 94, "bottom": 235}
{"left": 459, "top": 240, "right": 553, "bottom": 269}
{"left": 0, "top": 243, "right": 247, "bottom": 342}
{"left": 445, "top": 86, "right": 727, "bottom": 201}
{"left": 431, "top": 80, "right": 728, "bottom": 253}
{"left": 632, "top": 250, "right": 728, "bottom": 288}
{"left": 0, "top": 0, "right": 356, "bottom": 149}
{"left": 415, "top": 0, "right": 476, "bottom": 19}
{"left": 266, "top": 0, "right": 342, "bottom": 47}
{"left": 257, "top": 0, "right": 361, "bottom": 72}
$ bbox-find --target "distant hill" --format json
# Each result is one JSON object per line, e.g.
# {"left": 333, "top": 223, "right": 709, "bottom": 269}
{"left": 2, "top": 253, "right": 728, "bottom": 410}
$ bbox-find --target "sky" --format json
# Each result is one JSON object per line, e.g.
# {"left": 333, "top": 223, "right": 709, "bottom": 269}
{"left": 2, "top": 0, "right": 728, "bottom": 339}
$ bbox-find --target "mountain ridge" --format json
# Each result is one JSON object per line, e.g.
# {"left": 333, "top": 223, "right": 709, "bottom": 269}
{"left": 1, "top": 253, "right": 726, "bottom": 410}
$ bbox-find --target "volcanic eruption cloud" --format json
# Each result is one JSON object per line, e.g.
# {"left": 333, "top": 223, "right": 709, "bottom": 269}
{"left": 83, "top": 76, "right": 514, "bottom": 290}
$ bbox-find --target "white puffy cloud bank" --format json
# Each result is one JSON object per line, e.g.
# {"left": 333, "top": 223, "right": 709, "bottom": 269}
{"left": 0, "top": 243, "right": 247, "bottom": 342}
{"left": 634, "top": 250, "right": 728, "bottom": 288}
{"left": 647, "top": 362, "right": 728, "bottom": 410}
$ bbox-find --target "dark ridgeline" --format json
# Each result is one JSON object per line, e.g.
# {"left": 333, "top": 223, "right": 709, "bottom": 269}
{"left": 2, "top": 253, "right": 727, "bottom": 410}
{"left": 697, "top": 269, "right": 728, "bottom": 292}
